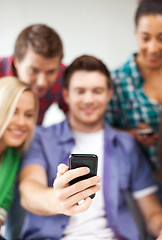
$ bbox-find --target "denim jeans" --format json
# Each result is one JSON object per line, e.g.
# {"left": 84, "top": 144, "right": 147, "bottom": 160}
{"left": 5, "top": 185, "right": 26, "bottom": 240}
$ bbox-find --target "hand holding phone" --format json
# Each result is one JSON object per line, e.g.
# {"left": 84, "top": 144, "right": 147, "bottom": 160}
{"left": 69, "top": 154, "right": 98, "bottom": 199}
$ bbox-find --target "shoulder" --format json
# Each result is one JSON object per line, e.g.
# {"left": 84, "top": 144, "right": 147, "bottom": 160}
{"left": 58, "top": 62, "right": 66, "bottom": 75}
{"left": 105, "top": 124, "right": 139, "bottom": 153}
{"left": 35, "top": 120, "right": 66, "bottom": 140}
{"left": 0, "top": 56, "right": 13, "bottom": 65}
{"left": 0, "top": 56, "right": 14, "bottom": 76}
{"left": 49, "top": 62, "right": 66, "bottom": 88}
{"left": 111, "top": 53, "right": 136, "bottom": 82}
{"left": 60, "top": 62, "right": 66, "bottom": 71}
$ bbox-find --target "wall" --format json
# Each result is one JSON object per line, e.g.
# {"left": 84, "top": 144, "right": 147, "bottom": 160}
{"left": 0, "top": 0, "right": 138, "bottom": 70}
{"left": 0, "top": 0, "right": 139, "bottom": 125}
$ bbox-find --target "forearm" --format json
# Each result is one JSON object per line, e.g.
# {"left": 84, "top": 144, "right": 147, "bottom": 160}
{"left": 147, "top": 212, "right": 162, "bottom": 237}
{"left": 19, "top": 180, "right": 59, "bottom": 216}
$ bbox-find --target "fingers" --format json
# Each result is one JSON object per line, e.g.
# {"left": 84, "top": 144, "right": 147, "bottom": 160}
{"left": 56, "top": 175, "right": 101, "bottom": 200}
{"left": 53, "top": 164, "right": 101, "bottom": 216}
{"left": 67, "top": 175, "right": 101, "bottom": 197}
{"left": 138, "top": 123, "right": 151, "bottom": 129}
{"left": 135, "top": 133, "right": 158, "bottom": 146}
{"left": 66, "top": 197, "right": 93, "bottom": 215}
{"left": 55, "top": 167, "right": 90, "bottom": 188}
{"left": 64, "top": 183, "right": 101, "bottom": 209}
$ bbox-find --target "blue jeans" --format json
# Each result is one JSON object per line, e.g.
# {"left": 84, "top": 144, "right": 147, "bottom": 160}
{"left": 5, "top": 185, "right": 26, "bottom": 240}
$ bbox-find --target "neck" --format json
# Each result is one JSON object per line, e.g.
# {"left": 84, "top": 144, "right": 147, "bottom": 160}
{"left": 0, "top": 140, "right": 7, "bottom": 161}
{"left": 68, "top": 115, "right": 104, "bottom": 133}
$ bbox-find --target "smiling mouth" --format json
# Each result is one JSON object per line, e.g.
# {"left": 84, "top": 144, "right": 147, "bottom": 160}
{"left": 82, "top": 108, "right": 96, "bottom": 114}
{"left": 10, "top": 130, "right": 25, "bottom": 138}
{"left": 147, "top": 55, "right": 161, "bottom": 62}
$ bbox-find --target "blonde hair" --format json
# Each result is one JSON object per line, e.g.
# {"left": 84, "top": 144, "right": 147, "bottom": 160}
{"left": 0, "top": 76, "right": 38, "bottom": 151}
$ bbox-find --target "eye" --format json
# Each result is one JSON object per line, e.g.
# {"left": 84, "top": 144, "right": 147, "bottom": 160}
{"left": 158, "top": 37, "right": 162, "bottom": 42}
{"left": 77, "top": 89, "right": 85, "bottom": 94}
{"left": 30, "top": 68, "right": 39, "bottom": 74}
{"left": 47, "top": 69, "right": 58, "bottom": 75}
{"left": 93, "top": 88, "right": 104, "bottom": 94}
{"left": 141, "top": 36, "right": 149, "bottom": 42}
{"left": 13, "top": 109, "right": 18, "bottom": 115}
{"left": 25, "top": 113, "right": 35, "bottom": 118}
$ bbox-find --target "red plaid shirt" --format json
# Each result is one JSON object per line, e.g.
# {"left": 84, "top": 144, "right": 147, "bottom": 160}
{"left": 0, "top": 56, "right": 68, "bottom": 125}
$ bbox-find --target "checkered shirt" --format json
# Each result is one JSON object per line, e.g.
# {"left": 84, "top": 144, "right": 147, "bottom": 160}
{"left": 105, "top": 53, "right": 162, "bottom": 169}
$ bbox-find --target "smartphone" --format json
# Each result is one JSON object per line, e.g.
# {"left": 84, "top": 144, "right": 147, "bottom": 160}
{"left": 136, "top": 128, "right": 154, "bottom": 136}
{"left": 69, "top": 154, "right": 98, "bottom": 199}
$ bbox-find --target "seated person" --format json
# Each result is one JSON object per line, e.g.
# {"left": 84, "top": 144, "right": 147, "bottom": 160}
{"left": 19, "top": 55, "right": 162, "bottom": 240}
{"left": 0, "top": 76, "right": 38, "bottom": 237}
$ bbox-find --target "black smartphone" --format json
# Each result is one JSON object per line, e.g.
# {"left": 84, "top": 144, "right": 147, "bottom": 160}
{"left": 136, "top": 128, "right": 155, "bottom": 136}
{"left": 69, "top": 153, "right": 98, "bottom": 199}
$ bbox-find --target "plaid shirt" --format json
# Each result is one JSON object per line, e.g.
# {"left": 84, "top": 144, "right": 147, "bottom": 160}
{"left": 105, "top": 53, "right": 162, "bottom": 169}
{"left": 0, "top": 56, "right": 68, "bottom": 125}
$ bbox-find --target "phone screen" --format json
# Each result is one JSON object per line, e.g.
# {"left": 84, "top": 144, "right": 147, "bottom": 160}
{"left": 69, "top": 154, "right": 98, "bottom": 199}
{"left": 136, "top": 128, "right": 154, "bottom": 135}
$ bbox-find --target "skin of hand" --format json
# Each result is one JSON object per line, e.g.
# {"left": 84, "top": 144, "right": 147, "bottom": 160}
{"left": 157, "top": 230, "right": 162, "bottom": 240}
{"left": 0, "top": 218, "right": 3, "bottom": 230}
{"left": 53, "top": 163, "right": 101, "bottom": 215}
{"left": 19, "top": 163, "right": 101, "bottom": 216}
{"left": 128, "top": 123, "right": 158, "bottom": 146}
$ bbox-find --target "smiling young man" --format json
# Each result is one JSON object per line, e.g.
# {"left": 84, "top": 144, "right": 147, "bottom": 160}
{"left": 0, "top": 23, "right": 68, "bottom": 125}
{"left": 19, "top": 55, "right": 162, "bottom": 240}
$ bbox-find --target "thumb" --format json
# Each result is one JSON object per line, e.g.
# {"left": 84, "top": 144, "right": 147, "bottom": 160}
{"left": 57, "top": 163, "right": 69, "bottom": 178}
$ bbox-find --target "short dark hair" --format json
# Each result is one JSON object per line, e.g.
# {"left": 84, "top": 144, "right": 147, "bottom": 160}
{"left": 135, "top": 0, "right": 162, "bottom": 27}
{"left": 14, "top": 24, "right": 63, "bottom": 61}
{"left": 63, "top": 55, "right": 111, "bottom": 89}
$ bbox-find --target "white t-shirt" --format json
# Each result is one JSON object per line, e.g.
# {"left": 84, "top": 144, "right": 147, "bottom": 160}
{"left": 61, "top": 129, "right": 116, "bottom": 240}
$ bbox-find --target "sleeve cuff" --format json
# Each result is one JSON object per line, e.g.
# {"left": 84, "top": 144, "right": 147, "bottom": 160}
{"left": 0, "top": 208, "right": 8, "bottom": 223}
{"left": 132, "top": 185, "right": 158, "bottom": 199}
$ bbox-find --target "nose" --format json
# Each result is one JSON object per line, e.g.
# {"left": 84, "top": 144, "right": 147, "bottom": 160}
{"left": 83, "top": 91, "right": 94, "bottom": 103}
{"left": 148, "top": 40, "right": 159, "bottom": 54}
{"left": 36, "top": 73, "right": 47, "bottom": 87}
{"left": 16, "top": 114, "right": 26, "bottom": 127}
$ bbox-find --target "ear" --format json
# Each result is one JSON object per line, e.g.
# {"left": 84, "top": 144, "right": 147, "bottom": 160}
{"left": 107, "top": 89, "right": 113, "bottom": 103}
{"left": 62, "top": 88, "right": 69, "bottom": 105}
{"left": 13, "top": 58, "right": 19, "bottom": 70}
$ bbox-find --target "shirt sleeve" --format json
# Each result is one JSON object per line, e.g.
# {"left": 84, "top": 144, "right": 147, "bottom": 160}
{"left": 129, "top": 140, "right": 156, "bottom": 192}
{"left": 133, "top": 185, "right": 158, "bottom": 199}
{"left": 0, "top": 208, "right": 8, "bottom": 223}
{"left": 21, "top": 128, "right": 48, "bottom": 171}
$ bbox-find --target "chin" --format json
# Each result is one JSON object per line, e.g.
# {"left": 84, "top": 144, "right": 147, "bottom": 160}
{"left": 37, "top": 90, "right": 47, "bottom": 98}
{"left": 8, "top": 140, "right": 25, "bottom": 147}
{"left": 147, "top": 63, "right": 161, "bottom": 69}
